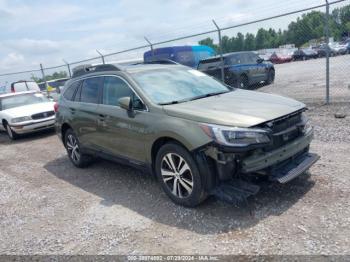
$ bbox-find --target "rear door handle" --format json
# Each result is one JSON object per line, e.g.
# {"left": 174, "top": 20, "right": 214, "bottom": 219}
{"left": 69, "top": 108, "right": 76, "bottom": 114}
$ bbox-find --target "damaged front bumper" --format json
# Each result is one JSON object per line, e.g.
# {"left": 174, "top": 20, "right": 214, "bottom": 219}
{"left": 205, "top": 129, "right": 319, "bottom": 183}
{"left": 204, "top": 129, "right": 319, "bottom": 204}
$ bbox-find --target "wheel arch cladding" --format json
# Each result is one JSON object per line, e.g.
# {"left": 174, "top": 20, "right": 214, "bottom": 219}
{"left": 151, "top": 137, "right": 189, "bottom": 169}
{"left": 61, "top": 123, "right": 72, "bottom": 141}
{"left": 151, "top": 136, "right": 217, "bottom": 192}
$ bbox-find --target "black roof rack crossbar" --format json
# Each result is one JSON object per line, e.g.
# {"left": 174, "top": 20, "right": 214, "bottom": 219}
{"left": 72, "top": 64, "right": 121, "bottom": 78}
{"left": 142, "top": 59, "right": 179, "bottom": 65}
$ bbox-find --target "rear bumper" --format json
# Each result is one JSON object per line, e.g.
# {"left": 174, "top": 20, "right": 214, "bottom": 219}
{"left": 10, "top": 119, "right": 55, "bottom": 134}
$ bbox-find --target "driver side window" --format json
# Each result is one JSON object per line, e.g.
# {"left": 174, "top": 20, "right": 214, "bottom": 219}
{"left": 103, "top": 76, "right": 145, "bottom": 110}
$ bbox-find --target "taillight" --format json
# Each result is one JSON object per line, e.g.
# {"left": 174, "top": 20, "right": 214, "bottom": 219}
{"left": 54, "top": 102, "right": 59, "bottom": 113}
{"left": 11, "top": 86, "right": 15, "bottom": 92}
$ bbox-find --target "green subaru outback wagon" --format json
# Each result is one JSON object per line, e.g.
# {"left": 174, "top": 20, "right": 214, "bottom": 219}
{"left": 55, "top": 61, "right": 319, "bottom": 207}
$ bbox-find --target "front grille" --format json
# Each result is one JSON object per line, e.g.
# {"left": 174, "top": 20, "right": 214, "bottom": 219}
{"left": 261, "top": 111, "right": 304, "bottom": 151}
{"left": 31, "top": 111, "right": 55, "bottom": 120}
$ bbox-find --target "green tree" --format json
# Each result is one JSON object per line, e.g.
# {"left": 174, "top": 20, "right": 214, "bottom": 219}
{"left": 198, "top": 37, "right": 218, "bottom": 52}
{"left": 244, "top": 33, "right": 256, "bottom": 51}
{"left": 31, "top": 71, "right": 68, "bottom": 83}
{"left": 235, "top": 32, "right": 245, "bottom": 51}
{"left": 198, "top": 4, "right": 350, "bottom": 51}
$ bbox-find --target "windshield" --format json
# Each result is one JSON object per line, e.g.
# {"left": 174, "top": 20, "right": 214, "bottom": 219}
{"left": 132, "top": 68, "right": 231, "bottom": 105}
{"left": 12, "top": 81, "right": 40, "bottom": 92}
{"left": 0, "top": 93, "right": 50, "bottom": 111}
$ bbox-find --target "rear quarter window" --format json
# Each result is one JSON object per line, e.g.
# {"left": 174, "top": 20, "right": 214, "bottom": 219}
{"left": 80, "top": 77, "right": 103, "bottom": 104}
{"left": 63, "top": 81, "right": 81, "bottom": 101}
{"left": 198, "top": 58, "right": 221, "bottom": 70}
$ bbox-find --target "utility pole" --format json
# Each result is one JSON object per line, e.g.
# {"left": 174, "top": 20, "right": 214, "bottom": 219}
{"left": 212, "top": 20, "right": 225, "bottom": 83}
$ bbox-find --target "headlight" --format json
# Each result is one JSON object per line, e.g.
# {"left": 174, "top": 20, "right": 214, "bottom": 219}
{"left": 300, "top": 113, "right": 313, "bottom": 134}
{"left": 200, "top": 124, "right": 270, "bottom": 147}
{"left": 11, "top": 116, "right": 32, "bottom": 123}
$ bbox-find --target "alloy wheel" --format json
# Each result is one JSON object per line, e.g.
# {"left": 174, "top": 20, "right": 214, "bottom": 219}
{"left": 66, "top": 134, "right": 80, "bottom": 163}
{"left": 161, "top": 153, "right": 193, "bottom": 198}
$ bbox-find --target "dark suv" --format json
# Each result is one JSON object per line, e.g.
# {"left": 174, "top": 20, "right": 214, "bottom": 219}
{"left": 197, "top": 51, "right": 275, "bottom": 89}
{"left": 56, "top": 62, "right": 318, "bottom": 207}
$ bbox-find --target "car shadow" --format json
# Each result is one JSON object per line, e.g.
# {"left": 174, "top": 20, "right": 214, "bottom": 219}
{"left": 0, "top": 128, "right": 55, "bottom": 145}
{"left": 44, "top": 156, "right": 315, "bottom": 235}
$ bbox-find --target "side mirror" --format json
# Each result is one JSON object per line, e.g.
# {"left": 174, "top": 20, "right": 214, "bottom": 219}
{"left": 118, "top": 97, "right": 133, "bottom": 111}
{"left": 257, "top": 58, "right": 264, "bottom": 64}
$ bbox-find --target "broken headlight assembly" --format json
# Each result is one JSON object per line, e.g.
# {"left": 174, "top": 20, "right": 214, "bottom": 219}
{"left": 200, "top": 124, "right": 270, "bottom": 147}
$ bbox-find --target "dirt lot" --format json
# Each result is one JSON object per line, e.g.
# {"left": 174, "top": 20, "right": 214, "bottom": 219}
{"left": 0, "top": 57, "right": 350, "bottom": 255}
{"left": 260, "top": 54, "right": 350, "bottom": 103}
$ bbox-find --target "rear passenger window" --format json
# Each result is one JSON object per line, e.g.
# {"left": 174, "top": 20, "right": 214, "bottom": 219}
{"left": 63, "top": 81, "right": 81, "bottom": 101}
{"left": 103, "top": 76, "right": 134, "bottom": 106}
{"left": 240, "top": 54, "right": 251, "bottom": 64}
{"left": 80, "top": 77, "right": 103, "bottom": 104}
{"left": 226, "top": 54, "right": 240, "bottom": 65}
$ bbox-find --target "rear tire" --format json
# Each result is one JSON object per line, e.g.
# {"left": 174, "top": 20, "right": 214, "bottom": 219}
{"left": 64, "top": 129, "right": 92, "bottom": 168}
{"left": 4, "top": 122, "right": 18, "bottom": 140}
{"left": 155, "top": 143, "right": 207, "bottom": 207}
{"left": 237, "top": 75, "right": 249, "bottom": 89}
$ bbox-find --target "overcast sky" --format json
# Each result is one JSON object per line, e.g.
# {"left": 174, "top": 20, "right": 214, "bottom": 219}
{"left": 0, "top": 0, "right": 346, "bottom": 79}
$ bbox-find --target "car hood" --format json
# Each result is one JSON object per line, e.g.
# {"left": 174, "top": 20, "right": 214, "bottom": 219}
{"left": 2, "top": 102, "right": 55, "bottom": 118}
{"left": 163, "top": 89, "right": 305, "bottom": 127}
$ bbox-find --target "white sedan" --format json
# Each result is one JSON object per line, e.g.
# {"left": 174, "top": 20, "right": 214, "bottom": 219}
{"left": 0, "top": 91, "right": 56, "bottom": 140}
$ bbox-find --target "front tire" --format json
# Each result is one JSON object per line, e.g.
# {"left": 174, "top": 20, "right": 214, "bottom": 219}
{"left": 266, "top": 69, "right": 275, "bottom": 85}
{"left": 64, "top": 129, "right": 92, "bottom": 168}
{"left": 4, "top": 122, "right": 18, "bottom": 140}
{"left": 155, "top": 143, "right": 207, "bottom": 207}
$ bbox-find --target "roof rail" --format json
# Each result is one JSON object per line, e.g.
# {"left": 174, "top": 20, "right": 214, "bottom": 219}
{"left": 143, "top": 59, "right": 179, "bottom": 65}
{"left": 72, "top": 64, "right": 121, "bottom": 78}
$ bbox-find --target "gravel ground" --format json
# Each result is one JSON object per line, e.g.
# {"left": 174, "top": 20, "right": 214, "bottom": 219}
{"left": 0, "top": 57, "right": 350, "bottom": 255}
{"left": 260, "top": 54, "right": 350, "bottom": 104}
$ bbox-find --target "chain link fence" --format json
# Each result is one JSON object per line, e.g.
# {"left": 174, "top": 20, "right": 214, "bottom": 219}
{"left": 0, "top": 0, "right": 349, "bottom": 105}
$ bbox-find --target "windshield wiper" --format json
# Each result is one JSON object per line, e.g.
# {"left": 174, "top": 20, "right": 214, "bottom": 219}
{"left": 159, "top": 90, "right": 231, "bottom": 105}
{"left": 188, "top": 90, "right": 230, "bottom": 101}
{"left": 159, "top": 100, "right": 180, "bottom": 105}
